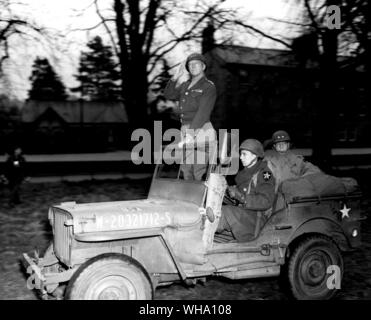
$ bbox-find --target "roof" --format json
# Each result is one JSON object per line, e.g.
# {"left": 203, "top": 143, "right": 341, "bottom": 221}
{"left": 33, "top": 106, "right": 67, "bottom": 125}
{"left": 210, "top": 45, "right": 360, "bottom": 70}
{"left": 211, "top": 45, "right": 301, "bottom": 68}
{"left": 22, "top": 100, "right": 128, "bottom": 123}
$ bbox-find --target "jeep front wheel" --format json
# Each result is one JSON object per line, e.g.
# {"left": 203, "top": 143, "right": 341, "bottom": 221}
{"left": 288, "top": 235, "right": 343, "bottom": 300}
{"left": 65, "top": 253, "right": 153, "bottom": 300}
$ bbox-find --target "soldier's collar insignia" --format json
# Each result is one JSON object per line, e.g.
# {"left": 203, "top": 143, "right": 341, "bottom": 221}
{"left": 263, "top": 171, "right": 272, "bottom": 181}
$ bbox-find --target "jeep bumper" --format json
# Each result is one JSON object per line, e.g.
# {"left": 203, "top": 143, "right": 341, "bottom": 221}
{"left": 23, "top": 253, "right": 47, "bottom": 291}
{"left": 23, "top": 252, "right": 74, "bottom": 296}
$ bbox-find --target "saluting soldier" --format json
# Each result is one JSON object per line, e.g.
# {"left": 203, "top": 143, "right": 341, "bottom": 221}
{"left": 217, "top": 139, "right": 276, "bottom": 242}
{"left": 164, "top": 53, "right": 216, "bottom": 180}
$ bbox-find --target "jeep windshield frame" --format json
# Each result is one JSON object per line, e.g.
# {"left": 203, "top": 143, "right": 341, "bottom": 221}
{"left": 148, "top": 143, "right": 219, "bottom": 206}
{"left": 152, "top": 141, "right": 219, "bottom": 182}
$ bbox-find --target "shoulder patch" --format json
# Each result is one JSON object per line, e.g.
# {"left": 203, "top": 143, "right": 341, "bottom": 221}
{"left": 262, "top": 171, "right": 272, "bottom": 181}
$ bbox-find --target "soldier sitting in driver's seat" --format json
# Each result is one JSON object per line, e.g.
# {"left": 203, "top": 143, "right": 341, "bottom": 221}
{"left": 217, "top": 139, "right": 276, "bottom": 242}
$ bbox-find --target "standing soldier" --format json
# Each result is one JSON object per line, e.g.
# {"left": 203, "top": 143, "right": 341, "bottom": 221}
{"left": 164, "top": 53, "right": 217, "bottom": 180}
{"left": 217, "top": 139, "right": 276, "bottom": 242}
{"left": 4, "top": 146, "right": 27, "bottom": 206}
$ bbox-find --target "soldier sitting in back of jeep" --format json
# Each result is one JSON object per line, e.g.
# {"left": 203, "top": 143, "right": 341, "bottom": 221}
{"left": 217, "top": 139, "right": 276, "bottom": 242}
{"left": 264, "top": 130, "right": 358, "bottom": 200}
{"left": 264, "top": 130, "right": 321, "bottom": 190}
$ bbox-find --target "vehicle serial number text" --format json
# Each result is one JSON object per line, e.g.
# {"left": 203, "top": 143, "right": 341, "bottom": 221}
{"left": 96, "top": 212, "right": 171, "bottom": 230}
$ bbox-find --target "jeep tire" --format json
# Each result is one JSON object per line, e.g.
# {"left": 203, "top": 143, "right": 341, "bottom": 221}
{"left": 65, "top": 253, "right": 153, "bottom": 300}
{"left": 287, "top": 235, "right": 343, "bottom": 300}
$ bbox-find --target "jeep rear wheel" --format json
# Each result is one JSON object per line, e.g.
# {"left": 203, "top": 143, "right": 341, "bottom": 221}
{"left": 288, "top": 235, "right": 343, "bottom": 300}
{"left": 65, "top": 253, "right": 153, "bottom": 300}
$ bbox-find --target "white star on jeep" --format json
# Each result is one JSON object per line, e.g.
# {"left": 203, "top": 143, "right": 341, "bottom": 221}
{"left": 263, "top": 172, "right": 271, "bottom": 180}
{"left": 340, "top": 204, "right": 351, "bottom": 219}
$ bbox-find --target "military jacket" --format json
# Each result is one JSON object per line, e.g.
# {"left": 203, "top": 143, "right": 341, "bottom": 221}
{"left": 4, "top": 154, "right": 26, "bottom": 184}
{"left": 264, "top": 150, "right": 321, "bottom": 187}
{"left": 233, "top": 160, "right": 276, "bottom": 211}
{"left": 164, "top": 76, "right": 216, "bottom": 130}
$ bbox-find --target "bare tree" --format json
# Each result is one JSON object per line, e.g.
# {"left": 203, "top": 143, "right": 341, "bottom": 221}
{"left": 83, "top": 0, "right": 282, "bottom": 127}
{"left": 289, "top": 0, "right": 341, "bottom": 171}
{"left": 293, "top": 0, "right": 368, "bottom": 170}
{"left": 0, "top": 0, "right": 44, "bottom": 74}
{"left": 260, "top": 0, "right": 368, "bottom": 170}
{"left": 366, "top": 1, "right": 371, "bottom": 115}
{"left": 94, "top": 0, "right": 239, "bottom": 126}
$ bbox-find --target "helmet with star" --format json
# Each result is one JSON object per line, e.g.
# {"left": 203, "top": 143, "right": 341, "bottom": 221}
{"left": 272, "top": 130, "right": 291, "bottom": 144}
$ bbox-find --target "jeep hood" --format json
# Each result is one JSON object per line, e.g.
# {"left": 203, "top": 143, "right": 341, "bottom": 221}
{"left": 52, "top": 198, "right": 201, "bottom": 234}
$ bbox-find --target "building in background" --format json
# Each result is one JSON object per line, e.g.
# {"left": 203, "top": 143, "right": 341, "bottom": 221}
{"left": 20, "top": 100, "right": 129, "bottom": 153}
{"left": 203, "top": 45, "right": 368, "bottom": 147}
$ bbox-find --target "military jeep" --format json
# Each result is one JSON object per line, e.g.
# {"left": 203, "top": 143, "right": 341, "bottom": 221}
{"left": 23, "top": 143, "right": 364, "bottom": 300}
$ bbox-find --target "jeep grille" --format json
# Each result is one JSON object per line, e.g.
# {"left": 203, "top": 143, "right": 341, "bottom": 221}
{"left": 52, "top": 208, "right": 73, "bottom": 265}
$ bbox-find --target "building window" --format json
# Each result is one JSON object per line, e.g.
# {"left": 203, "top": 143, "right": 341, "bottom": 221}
{"left": 337, "top": 127, "right": 357, "bottom": 142}
{"left": 347, "top": 128, "right": 357, "bottom": 142}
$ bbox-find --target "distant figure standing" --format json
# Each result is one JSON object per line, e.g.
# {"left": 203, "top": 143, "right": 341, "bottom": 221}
{"left": 164, "top": 53, "right": 217, "bottom": 180}
{"left": 4, "top": 146, "right": 27, "bottom": 205}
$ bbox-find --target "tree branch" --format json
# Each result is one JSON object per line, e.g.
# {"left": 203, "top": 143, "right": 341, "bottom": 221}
{"left": 94, "top": 0, "right": 119, "bottom": 57}
{"left": 304, "top": 0, "right": 322, "bottom": 33}
{"left": 142, "top": 0, "right": 161, "bottom": 58}
{"left": 233, "top": 20, "right": 292, "bottom": 48}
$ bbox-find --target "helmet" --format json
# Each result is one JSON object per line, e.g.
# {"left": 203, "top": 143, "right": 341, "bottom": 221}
{"left": 239, "top": 139, "right": 264, "bottom": 158}
{"left": 272, "top": 130, "right": 290, "bottom": 144}
{"left": 185, "top": 53, "right": 207, "bottom": 72}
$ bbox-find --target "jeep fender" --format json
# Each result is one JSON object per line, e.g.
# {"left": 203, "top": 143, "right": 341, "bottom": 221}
{"left": 73, "top": 229, "right": 186, "bottom": 281}
{"left": 288, "top": 218, "right": 350, "bottom": 252}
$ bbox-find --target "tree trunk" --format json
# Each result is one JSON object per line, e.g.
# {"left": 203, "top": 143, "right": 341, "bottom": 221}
{"left": 311, "top": 2, "right": 339, "bottom": 172}
{"left": 126, "top": 59, "right": 150, "bottom": 129}
{"left": 366, "top": 0, "right": 371, "bottom": 111}
{"left": 114, "top": 0, "right": 150, "bottom": 129}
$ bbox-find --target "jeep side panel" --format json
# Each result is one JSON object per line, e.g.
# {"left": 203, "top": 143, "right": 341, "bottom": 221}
{"left": 287, "top": 194, "right": 363, "bottom": 250}
{"left": 70, "top": 234, "right": 185, "bottom": 286}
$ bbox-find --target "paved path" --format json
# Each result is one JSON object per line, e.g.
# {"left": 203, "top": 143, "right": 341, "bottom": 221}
{"left": 1, "top": 148, "right": 371, "bottom": 163}
{"left": 1, "top": 148, "right": 371, "bottom": 183}
{"left": 0, "top": 151, "right": 133, "bottom": 162}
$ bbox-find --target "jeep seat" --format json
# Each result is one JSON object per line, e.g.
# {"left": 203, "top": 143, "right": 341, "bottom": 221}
{"left": 253, "top": 191, "right": 286, "bottom": 239}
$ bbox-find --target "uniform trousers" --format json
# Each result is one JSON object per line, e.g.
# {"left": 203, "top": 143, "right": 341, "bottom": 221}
{"left": 217, "top": 205, "right": 267, "bottom": 242}
{"left": 180, "top": 122, "right": 216, "bottom": 181}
